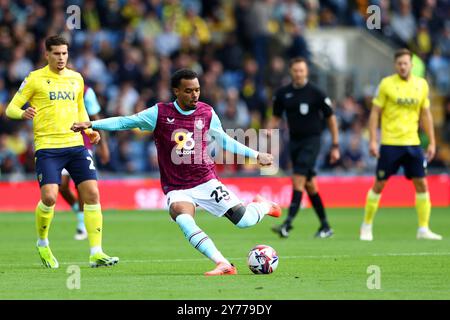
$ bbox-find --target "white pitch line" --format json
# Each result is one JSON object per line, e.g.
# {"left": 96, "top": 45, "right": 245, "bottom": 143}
{"left": 1, "top": 252, "right": 449, "bottom": 267}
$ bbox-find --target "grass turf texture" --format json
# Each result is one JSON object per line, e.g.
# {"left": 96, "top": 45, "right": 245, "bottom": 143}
{"left": 0, "top": 208, "right": 449, "bottom": 300}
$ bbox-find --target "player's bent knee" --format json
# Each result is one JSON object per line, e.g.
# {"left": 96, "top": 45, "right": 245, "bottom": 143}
{"left": 224, "top": 205, "right": 246, "bottom": 227}
{"left": 169, "top": 202, "right": 195, "bottom": 220}
{"left": 41, "top": 194, "right": 57, "bottom": 207}
{"left": 82, "top": 193, "right": 99, "bottom": 205}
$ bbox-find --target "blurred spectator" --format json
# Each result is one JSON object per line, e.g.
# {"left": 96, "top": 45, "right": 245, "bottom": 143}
{"left": 444, "top": 97, "right": 450, "bottom": 144}
{"left": 275, "top": 0, "right": 307, "bottom": 28}
{"left": 74, "top": 43, "right": 109, "bottom": 85}
{"left": 335, "top": 96, "right": 361, "bottom": 131}
{"left": 341, "top": 133, "right": 366, "bottom": 172}
{"left": 429, "top": 48, "right": 450, "bottom": 94}
{"left": 390, "top": 0, "right": 416, "bottom": 47}
{"left": 410, "top": 19, "right": 432, "bottom": 61}
{"left": 216, "top": 88, "right": 251, "bottom": 130}
{"left": 0, "top": 134, "right": 18, "bottom": 175}
{"left": 8, "top": 45, "right": 33, "bottom": 87}
{"left": 155, "top": 19, "right": 181, "bottom": 56}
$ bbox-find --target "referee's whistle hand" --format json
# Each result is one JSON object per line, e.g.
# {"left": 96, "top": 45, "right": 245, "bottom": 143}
{"left": 257, "top": 153, "right": 273, "bottom": 166}
{"left": 330, "top": 149, "right": 340, "bottom": 164}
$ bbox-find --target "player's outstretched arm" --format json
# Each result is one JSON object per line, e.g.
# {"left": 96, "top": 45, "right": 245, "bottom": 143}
{"left": 71, "top": 106, "right": 157, "bottom": 133}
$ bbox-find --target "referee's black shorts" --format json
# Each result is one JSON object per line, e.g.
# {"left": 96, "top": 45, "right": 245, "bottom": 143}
{"left": 289, "top": 135, "right": 321, "bottom": 179}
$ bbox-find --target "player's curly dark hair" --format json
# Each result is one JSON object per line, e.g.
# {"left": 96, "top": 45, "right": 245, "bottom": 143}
{"left": 45, "top": 35, "right": 69, "bottom": 51}
{"left": 171, "top": 69, "right": 198, "bottom": 88}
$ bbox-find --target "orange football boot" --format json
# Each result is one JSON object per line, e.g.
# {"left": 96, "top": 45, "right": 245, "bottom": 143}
{"left": 253, "top": 194, "right": 282, "bottom": 218}
{"left": 204, "top": 262, "right": 238, "bottom": 276}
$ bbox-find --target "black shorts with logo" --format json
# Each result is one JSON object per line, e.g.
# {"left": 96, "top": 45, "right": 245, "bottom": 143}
{"left": 289, "top": 135, "right": 321, "bottom": 179}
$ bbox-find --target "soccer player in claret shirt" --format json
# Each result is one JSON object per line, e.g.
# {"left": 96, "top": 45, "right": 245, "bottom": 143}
{"left": 6, "top": 35, "right": 118, "bottom": 268}
{"left": 360, "top": 48, "right": 442, "bottom": 241}
{"left": 72, "top": 69, "right": 281, "bottom": 276}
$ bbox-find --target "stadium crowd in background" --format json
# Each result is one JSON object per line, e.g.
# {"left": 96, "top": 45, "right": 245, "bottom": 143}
{"left": 0, "top": 0, "right": 449, "bottom": 178}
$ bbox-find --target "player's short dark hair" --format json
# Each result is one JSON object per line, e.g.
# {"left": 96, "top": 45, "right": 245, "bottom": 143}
{"left": 394, "top": 48, "right": 412, "bottom": 61}
{"left": 45, "top": 35, "right": 69, "bottom": 51}
{"left": 289, "top": 57, "right": 308, "bottom": 68}
{"left": 171, "top": 69, "right": 198, "bottom": 88}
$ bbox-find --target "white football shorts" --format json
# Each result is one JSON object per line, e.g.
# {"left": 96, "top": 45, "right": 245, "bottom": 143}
{"left": 166, "top": 179, "right": 242, "bottom": 217}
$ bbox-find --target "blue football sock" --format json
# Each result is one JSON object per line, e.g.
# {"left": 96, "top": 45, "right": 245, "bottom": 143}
{"left": 236, "top": 202, "right": 268, "bottom": 228}
{"left": 76, "top": 211, "right": 85, "bottom": 231}
{"left": 175, "top": 214, "right": 229, "bottom": 264}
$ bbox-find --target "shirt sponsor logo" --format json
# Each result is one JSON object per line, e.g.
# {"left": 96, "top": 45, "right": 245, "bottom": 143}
{"left": 195, "top": 118, "right": 204, "bottom": 130}
{"left": 396, "top": 98, "right": 419, "bottom": 106}
{"left": 49, "top": 91, "right": 76, "bottom": 101}
{"left": 173, "top": 129, "right": 195, "bottom": 155}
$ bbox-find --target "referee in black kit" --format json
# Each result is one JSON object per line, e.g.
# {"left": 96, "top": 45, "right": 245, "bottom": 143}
{"left": 269, "top": 57, "right": 340, "bottom": 238}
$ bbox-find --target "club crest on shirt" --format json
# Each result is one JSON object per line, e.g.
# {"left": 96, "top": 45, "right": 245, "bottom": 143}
{"left": 299, "top": 103, "right": 309, "bottom": 115}
{"left": 195, "top": 118, "right": 204, "bottom": 130}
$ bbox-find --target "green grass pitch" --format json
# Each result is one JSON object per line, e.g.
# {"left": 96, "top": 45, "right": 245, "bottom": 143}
{"left": 0, "top": 207, "right": 449, "bottom": 300}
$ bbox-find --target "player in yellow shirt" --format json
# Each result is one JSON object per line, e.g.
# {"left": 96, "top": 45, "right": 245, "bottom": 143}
{"left": 360, "top": 48, "right": 442, "bottom": 241}
{"left": 5, "top": 35, "right": 119, "bottom": 268}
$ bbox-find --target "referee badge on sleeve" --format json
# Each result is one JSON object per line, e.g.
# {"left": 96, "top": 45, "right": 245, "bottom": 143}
{"left": 299, "top": 103, "right": 309, "bottom": 115}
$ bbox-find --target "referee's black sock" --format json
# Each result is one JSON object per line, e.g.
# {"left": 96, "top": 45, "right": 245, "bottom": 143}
{"left": 308, "top": 192, "right": 330, "bottom": 229}
{"left": 284, "top": 190, "right": 303, "bottom": 227}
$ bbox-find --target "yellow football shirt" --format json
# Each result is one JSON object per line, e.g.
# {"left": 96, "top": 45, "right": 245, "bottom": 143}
{"left": 372, "top": 73, "right": 430, "bottom": 146}
{"left": 6, "top": 65, "right": 90, "bottom": 151}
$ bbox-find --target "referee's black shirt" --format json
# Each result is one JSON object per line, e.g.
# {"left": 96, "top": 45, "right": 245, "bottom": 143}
{"left": 273, "top": 82, "right": 334, "bottom": 140}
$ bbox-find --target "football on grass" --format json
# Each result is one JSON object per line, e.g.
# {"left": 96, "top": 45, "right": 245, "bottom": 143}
{"left": 247, "top": 245, "right": 279, "bottom": 274}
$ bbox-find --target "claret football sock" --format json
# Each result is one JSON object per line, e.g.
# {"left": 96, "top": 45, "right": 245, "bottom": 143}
{"left": 176, "top": 214, "right": 230, "bottom": 265}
